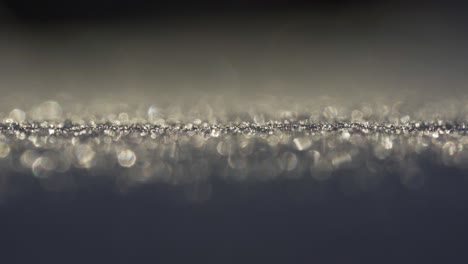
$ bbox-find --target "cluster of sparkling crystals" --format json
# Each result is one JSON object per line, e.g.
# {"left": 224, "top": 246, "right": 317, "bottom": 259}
{"left": 0, "top": 98, "right": 468, "bottom": 194}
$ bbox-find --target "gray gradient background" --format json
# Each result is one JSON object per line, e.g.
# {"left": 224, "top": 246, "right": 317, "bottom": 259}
{"left": 0, "top": 1, "right": 466, "bottom": 108}
{"left": 0, "top": 1, "right": 468, "bottom": 263}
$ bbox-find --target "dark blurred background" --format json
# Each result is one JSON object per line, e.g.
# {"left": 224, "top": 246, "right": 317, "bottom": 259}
{"left": 0, "top": 0, "right": 386, "bottom": 22}
{"left": 1, "top": 1, "right": 468, "bottom": 263}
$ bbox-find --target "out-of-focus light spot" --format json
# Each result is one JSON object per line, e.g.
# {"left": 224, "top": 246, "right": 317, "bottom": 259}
{"left": 0, "top": 141, "right": 10, "bottom": 158}
{"left": 341, "top": 131, "right": 351, "bottom": 141}
{"left": 253, "top": 114, "right": 265, "bottom": 125}
{"left": 400, "top": 115, "right": 410, "bottom": 124}
{"left": 293, "top": 137, "right": 312, "bottom": 151}
{"left": 210, "top": 129, "right": 220, "bottom": 138}
{"left": 228, "top": 155, "right": 247, "bottom": 169}
{"left": 361, "top": 106, "right": 373, "bottom": 118}
{"left": 74, "top": 144, "right": 96, "bottom": 168}
{"left": 21, "top": 150, "right": 40, "bottom": 168}
{"left": 239, "top": 137, "right": 253, "bottom": 156}
{"left": 331, "top": 152, "right": 352, "bottom": 167}
{"left": 308, "top": 150, "right": 321, "bottom": 164}
{"left": 280, "top": 111, "right": 297, "bottom": 120}
{"left": 323, "top": 106, "right": 338, "bottom": 120}
{"left": 443, "top": 141, "right": 457, "bottom": 156}
{"left": 278, "top": 152, "right": 297, "bottom": 171}
{"left": 191, "top": 134, "right": 206, "bottom": 148}
{"left": 32, "top": 156, "right": 56, "bottom": 178}
{"left": 33, "top": 101, "right": 63, "bottom": 121}
{"left": 9, "top": 108, "right": 26, "bottom": 123}
{"left": 267, "top": 135, "right": 280, "bottom": 147}
{"left": 382, "top": 136, "right": 393, "bottom": 150}
{"left": 216, "top": 141, "right": 229, "bottom": 156}
{"left": 351, "top": 110, "right": 363, "bottom": 122}
{"left": 374, "top": 145, "right": 391, "bottom": 160}
{"left": 118, "top": 112, "right": 129, "bottom": 123}
{"left": 148, "top": 105, "right": 165, "bottom": 124}
{"left": 118, "top": 149, "right": 136, "bottom": 168}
